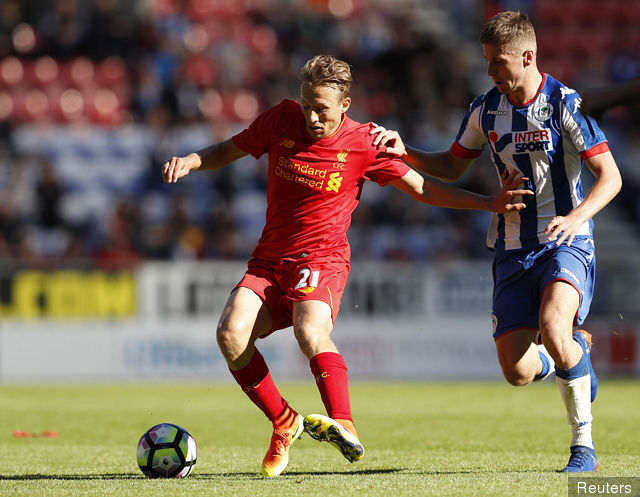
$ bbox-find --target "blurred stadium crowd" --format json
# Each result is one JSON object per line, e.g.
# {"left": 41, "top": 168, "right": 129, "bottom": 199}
{"left": 0, "top": 0, "right": 639, "bottom": 267}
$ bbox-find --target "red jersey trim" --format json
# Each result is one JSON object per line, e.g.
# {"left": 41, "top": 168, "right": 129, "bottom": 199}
{"left": 580, "top": 142, "right": 610, "bottom": 160}
{"left": 507, "top": 73, "right": 547, "bottom": 107}
{"left": 323, "top": 113, "right": 347, "bottom": 140}
{"left": 450, "top": 141, "right": 482, "bottom": 159}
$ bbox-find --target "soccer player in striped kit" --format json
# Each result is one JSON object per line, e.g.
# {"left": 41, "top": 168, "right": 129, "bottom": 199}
{"left": 162, "top": 54, "right": 531, "bottom": 477}
{"left": 371, "top": 11, "right": 622, "bottom": 472}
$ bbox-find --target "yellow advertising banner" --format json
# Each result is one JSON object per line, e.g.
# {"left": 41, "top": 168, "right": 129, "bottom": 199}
{"left": 0, "top": 270, "right": 136, "bottom": 318}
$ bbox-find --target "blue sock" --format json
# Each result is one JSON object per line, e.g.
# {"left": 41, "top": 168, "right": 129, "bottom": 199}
{"left": 555, "top": 349, "right": 589, "bottom": 380}
{"left": 533, "top": 350, "right": 551, "bottom": 381}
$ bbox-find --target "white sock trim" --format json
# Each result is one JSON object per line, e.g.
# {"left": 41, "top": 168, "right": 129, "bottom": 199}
{"left": 535, "top": 344, "right": 555, "bottom": 381}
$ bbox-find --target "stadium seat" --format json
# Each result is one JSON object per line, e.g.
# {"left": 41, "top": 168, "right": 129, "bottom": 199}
{"left": 0, "top": 90, "right": 14, "bottom": 120}
{"left": 95, "top": 56, "right": 128, "bottom": 87}
{"left": 61, "top": 57, "right": 96, "bottom": 89}
{"left": 33, "top": 56, "right": 60, "bottom": 86}
{"left": 0, "top": 56, "right": 24, "bottom": 87}
{"left": 184, "top": 55, "right": 218, "bottom": 88}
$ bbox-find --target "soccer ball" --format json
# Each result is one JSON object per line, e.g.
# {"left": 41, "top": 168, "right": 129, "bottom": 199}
{"left": 137, "top": 423, "right": 197, "bottom": 478}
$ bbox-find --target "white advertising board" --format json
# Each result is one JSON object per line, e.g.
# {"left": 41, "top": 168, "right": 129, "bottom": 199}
{"left": 0, "top": 261, "right": 637, "bottom": 381}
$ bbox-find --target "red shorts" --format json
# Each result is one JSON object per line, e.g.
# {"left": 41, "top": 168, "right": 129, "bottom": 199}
{"left": 235, "top": 255, "right": 350, "bottom": 336}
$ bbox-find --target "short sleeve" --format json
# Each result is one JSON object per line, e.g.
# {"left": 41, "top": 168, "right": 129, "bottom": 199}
{"left": 451, "top": 96, "right": 486, "bottom": 159}
{"left": 232, "top": 101, "right": 285, "bottom": 159}
{"left": 363, "top": 149, "right": 411, "bottom": 185}
{"left": 560, "top": 90, "right": 609, "bottom": 159}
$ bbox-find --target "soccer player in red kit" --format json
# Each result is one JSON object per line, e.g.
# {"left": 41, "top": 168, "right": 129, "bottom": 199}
{"left": 162, "top": 55, "right": 532, "bottom": 477}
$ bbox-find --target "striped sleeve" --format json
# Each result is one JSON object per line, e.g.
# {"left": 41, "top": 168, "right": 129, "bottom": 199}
{"left": 451, "top": 96, "right": 487, "bottom": 158}
{"left": 561, "top": 90, "right": 609, "bottom": 158}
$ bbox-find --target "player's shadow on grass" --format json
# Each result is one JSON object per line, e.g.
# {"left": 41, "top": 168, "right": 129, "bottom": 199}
{"left": 0, "top": 474, "right": 142, "bottom": 480}
{"left": 194, "top": 469, "right": 411, "bottom": 478}
{"left": 0, "top": 469, "right": 401, "bottom": 481}
{"left": 0, "top": 468, "right": 557, "bottom": 481}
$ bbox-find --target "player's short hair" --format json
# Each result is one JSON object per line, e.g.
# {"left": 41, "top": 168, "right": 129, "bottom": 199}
{"left": 480, "top": 11, "right": 537, "bottom": 54}
{"left": 300, "top": 55, "right": 352, "bottom": 100}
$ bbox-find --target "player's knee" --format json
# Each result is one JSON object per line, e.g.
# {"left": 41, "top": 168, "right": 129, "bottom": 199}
{"left": 216, "top": 322, "right": 243, "bottom": 354}
{"left": 293, "top": 325, "right": 335, "bottom": 358}
{"left": 502, "top": 365, "right": 535, "bottom": 386}
{"left": 539, "top": 330, "right": 573, "bottom": 362}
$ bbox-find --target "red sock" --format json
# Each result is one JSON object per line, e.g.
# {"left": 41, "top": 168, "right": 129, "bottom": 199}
{"left": 230, "top": 349, "right": 294, "bottom": 427}
{"left": 310, "top": 352, "right": 352, "bottom": 421}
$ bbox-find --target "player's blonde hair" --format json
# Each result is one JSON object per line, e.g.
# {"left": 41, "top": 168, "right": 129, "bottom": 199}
{"left": 480, "top": 11, "right": 537, "bottom": 54}
{"left": 300, "top": 55, "right": 352, "bottom": 100}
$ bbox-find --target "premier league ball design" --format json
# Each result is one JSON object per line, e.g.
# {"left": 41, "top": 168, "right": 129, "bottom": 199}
{"left": 137, "top": 423, "right": 197, "bottom": 478}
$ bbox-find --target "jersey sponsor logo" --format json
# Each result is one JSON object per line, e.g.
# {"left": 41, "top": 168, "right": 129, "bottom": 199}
{"left": 514, "top": 129, "right": 551, "bottom": 153}
{"left": 276, "top": 156, "right": 327, "bottom": 190}
{"left": 279, "top": 139, "right": 295, "bottom": 148}
{"left": 489, "top": 130, "right": 512, "bottom": 152}
{"left": 489, "top": 129, "right": 552, "bottom": 153}
{"left": 487, "top": 110, "right": 508, "bottom": 116}
{"left": 326, "top": 172, "right": 343, "bottom": 193}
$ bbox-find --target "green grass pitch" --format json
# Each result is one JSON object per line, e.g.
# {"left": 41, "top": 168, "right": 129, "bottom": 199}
{"left": 0, "top": 380, "right": 638, "bottom": 496}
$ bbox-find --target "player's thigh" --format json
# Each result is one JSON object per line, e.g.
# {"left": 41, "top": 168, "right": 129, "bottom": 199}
{"left": 538, "top": 280, "right": 580, "bottom": 360}
{"left": 495, "top": 328, "right": 540, "bottom": 382}
{"left": 540, "top": 280, "right": 580, "bottom": 332}
{"left": 217, "top": 286, "right": 274, "bottom": 343}
{"left": 538, "top": 238, "right": 594, "bottom": 337}
{"left": 492, "top": 254, "right": 540, "bottom": 339}
{"left": 292, "top": 299, "right": 337, "bottom": 358}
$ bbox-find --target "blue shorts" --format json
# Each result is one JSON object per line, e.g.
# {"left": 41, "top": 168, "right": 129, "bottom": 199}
{"left": 491, "top": 237, "right": 596, "bottom": 340}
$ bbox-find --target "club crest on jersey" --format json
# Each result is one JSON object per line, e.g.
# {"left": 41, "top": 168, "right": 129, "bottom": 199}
{"left": 533, "top": 102, "right": 553, "bottom": 122}
{"left": 337, "top": 150, "right": 350, "bottom": 162}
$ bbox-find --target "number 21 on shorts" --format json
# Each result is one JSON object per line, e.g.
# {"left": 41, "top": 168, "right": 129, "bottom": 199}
{"left": 295, "top": 268, "right": 320, "bottom": 292}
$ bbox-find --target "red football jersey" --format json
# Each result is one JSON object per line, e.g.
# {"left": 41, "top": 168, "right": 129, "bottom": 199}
{"left": 232, "top": 99, "right": 411, "bottom": 261}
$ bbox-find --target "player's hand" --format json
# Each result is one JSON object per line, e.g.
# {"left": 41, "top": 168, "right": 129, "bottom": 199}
{"left": 544, "top": 214, "right": 582, "bottom": 246}
{"left": 491, "top": 168, "right": 534, "bottom": 213}
{"left": 162, "top": 153, "right": 199, "bottom": 183}
{"left": 369, "top": 123, "right": 407, "bottom": 157}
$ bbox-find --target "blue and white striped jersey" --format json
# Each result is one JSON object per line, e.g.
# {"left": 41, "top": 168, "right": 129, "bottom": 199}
{"left": 451, "top": 73, "right": 609, "bottom": 252}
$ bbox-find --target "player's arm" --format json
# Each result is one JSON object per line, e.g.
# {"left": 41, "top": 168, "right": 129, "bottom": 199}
{"left": 390, "top": 167, "right": 533, "bottom": 213}
{"left": 545, "top": 151, "right": 622, "bottom": 246}
{"left": 369, "top": 124, "right": 472, "bottom": 181}
{"left": 162, "top": 138, "right": 248, "bottom": 183}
